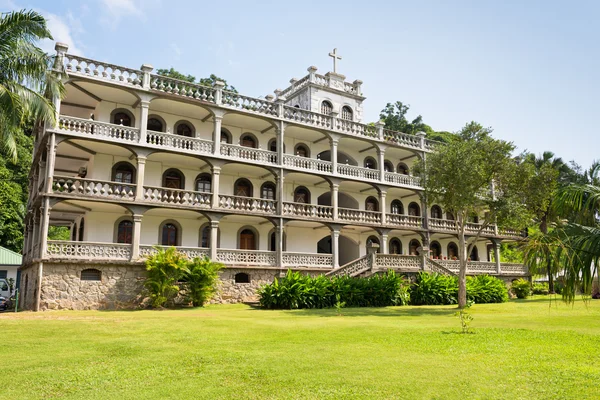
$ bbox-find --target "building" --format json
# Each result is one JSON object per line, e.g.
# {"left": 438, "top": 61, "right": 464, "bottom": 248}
{"left": 0, "top": 246, "right": 21, "bottom": 287}
{"left": 19, "top": 43, "right": 527, "bottom": 310}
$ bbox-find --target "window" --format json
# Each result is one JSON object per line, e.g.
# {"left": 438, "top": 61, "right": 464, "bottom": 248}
{"left": 112, "top": 162, "right": 135, "bottom": 184}
{"left": 390, "top": 238, "right": 402, "bottom": 255}
{"left": 294, "top": 187, "right": 310, "bottom": 203}
{"left": 321, "top": 101, "right": 333, "bottom": 115}
{"left": 341, "top": 106, "right": 353, "bottom": 121}
{"left": 430, "top": 241, "right": 442, "bottom": 258}
{"left": 295, "top": 144, "right": 309, "bottom": 158}
{"left": 408, "top": 202, "right": 420, "bottom": 216}
{"left": 261, "top": 182, "right": 276, "bottom": 200}
{"left": 470, "top": 246, "right": 479, "bottom": 261}
{"left": 111, "top": 109, "right": 134, "bottom": 126}
{"left": 163, "top": 169, "right": 184, "bottom": 189}
{"left": 409, "top": 239, "right": 421, "bottom": 255}
{"left": 365, "top": 196, "right": 379, "bottom": 212}
{"left": 366, "top": 235, "right": 380, "bottom": 252}
{"left": 147, "top": 117, "right": 164, "bottom": 132}
{"left": 391, "top": 200, "right": 404, "bottom": 215}
{"left": 78, "top": 218, "right": 85, "bottom": 241}
{"left": 397, "top": 163, "right": 409, "bottom": 175}
{"left": 161, "top": 223, "right": 178, "bottom": 246}
{"left": 270, "top": 231, "right": 276, "bottom": 251}
{"left": 234, "top": 272, "right": 250, "bottom": 283}
{"left": 268, "top": 139, "right": 277, "bottom": 152}
{"left": 384, "top": 160, "right": 394, "bottom": 172}
{"left": 240, "top": 134, "right": 257, "bottom": 148}
{"left": 220, "top": 129, "right": 232, "bottom": 143}
{"left": 239, "top": 229, "right": 256, "bottom": 250}
{"left": 200, "top": 225, "right": 210, "bottom": 248}
{"left": 117, "top": 220, "right": 133, "bottom": 244}
{"left": 81, "top": 269, "right": 101, "bottom": 281}
{"left": 431, "top": 205, "right": 443, "bottom": 219}
{"left": 364, "top": 157, "right": 377, "bottom": 169}
{"left": 195, "top": 174, "right": 212, "bottom": 193}
{"left": 448, "top": 243, "right": 458, "bottom": 259}
{"left": 175, "top": 121, "right": 194, "bottom": 137}
{"left": 234, "top": 178, "right": 253, "bottom": 197}
{"left": 470, "top": 215, "right": 479, "bottom": 224}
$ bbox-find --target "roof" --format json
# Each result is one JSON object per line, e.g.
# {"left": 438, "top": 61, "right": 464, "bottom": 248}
{"left": 0, "top": 246, "right": 22, "bottom": 265}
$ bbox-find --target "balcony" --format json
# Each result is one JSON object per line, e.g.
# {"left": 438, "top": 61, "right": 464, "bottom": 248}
{"left": 218, "top": 194, "right": 277, "bottom": 215}
{"left": 53, "top": 176, "right": 136, "bottom": 201}
{"left": 282, "top": 202, "right": 333, "bottom": 221}
{"left": 144, "top": 186, "right": 211, "bottom": 207}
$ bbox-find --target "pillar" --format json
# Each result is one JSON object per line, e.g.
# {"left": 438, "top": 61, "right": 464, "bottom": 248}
{"left": 331, "top": 227, "right": 340, "bottom": 269}
{"left": 131, "top": 214, "right": 143, "bottom": 260}
{"left": 380, "top": 231, "right": 389, "bottom": 254}
{"left": 277, "top": 122, "right": 285, "bottom": 165}
{"left": 139, "top": 100, "right": 150, "bottom": 144}
{"left": 39, "top": 199, "right": 51, "bottom": 258}
{"left": 53, "top": 43, "right": 68, "bottom": 126}
{"left": 210, "top": 220, "right": 219, "bottom": 261}
{"left": 45, "top": 134, "right": 56, "bottom": 193}
{"left": 276, "top": 174, "right": 284, "bottom": 215}
{"left": 493, "top": 240, "right": 502, "bottom": 274}
{"left": 379, "top": 191, "right": 387, "bottom": 225}
{"left": 276, "top": 220, "right": 284, "bottom": 269}
{"left": 420, "top": 194, "right": 429, "bottom": 229}
{"left": 377, "top": 147, "right": 385, "bottom": 181}
{"left": 135, "top": 155, "right": 146, "bottom": 201}
{"left": 331, "top": 183, "right": 339, "bottom": 220}
{"left": 211, "top": 166, "right": 221, "bottom": 208}
{"left": 213, "top": 115, "right": 223, "bottom": 155}
{"left": 330, "top": 138, "right": 339, "bottom": 175}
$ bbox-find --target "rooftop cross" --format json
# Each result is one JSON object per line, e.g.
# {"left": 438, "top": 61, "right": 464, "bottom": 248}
{"left": 328, "top": 48, "right": 342, "bottom": 73}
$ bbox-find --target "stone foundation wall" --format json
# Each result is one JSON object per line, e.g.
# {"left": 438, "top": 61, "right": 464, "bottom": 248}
{"left": 18, "top": 263, "right": 41, "bottom": 311}
{"left": 212, "top": 268, "right": 281, "bottom": 304}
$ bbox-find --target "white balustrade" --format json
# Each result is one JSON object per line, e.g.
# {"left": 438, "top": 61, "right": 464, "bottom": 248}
{"left": 465, "top": 223, "right": 496, "bottom": 235}
{"left": 386, "top": 214, "right": 423, "bottom": 228}
{"left": 384, "top": 172, "right": 422, "bottom": 187}
{"left": 338, "top": 207, "right": 381, "bottom": 224}
{"left": 64, "top": 54, "right": 143, "bottom": 87}
{"left": 53, "top": 176, "right": 135, "bottom": 200}
{"left": 337, "top": 164, "right": 380, "bottom": 181}
{"left": 144, "top": 186, "right": 211, "bottom": 207}
{"left": 150, "top": 75, "right": 215, "bottom": 102}
{"left": 498, "top": 263, "right": 529, "bottom": 274}
{"left": 46, "top": 241, "right": 131, "bottom": 260}
{"left": 283, "top": 106, "right": 333, "bottom": 129}
{"left": 139, "top": 245, "right": 209, "bottom": 259}
{"left": 282, "top": 154, "right": 333, "bottom": 173}
{"left": 375, "top": 254, "right": 421, "bottom": 270}
{"left": 280, "top": 75, "right": 310, "bottom": 97}
{"left": 499, "top": 228, "right": 524, "bottom": 238}
{"left": 217, "top": 249, "right": 276, "bottom": 266}
{"left": 222, "top": 91, "right": 278, "bottom": 116}
{"left": 220, "top": 143, "right": 278, "bottom": 165}
{"left": 326, "top": 255, "right": 371, "bottom": 277}
{"left": 146, "top": 130, "right": 213, "bottom": 154}
{"left": 429, "top": 218, "right": 457, "bottom": 231}
{"left": 383, "top": 129, "right": 422, "bottom": 149}
{"left": 437, "top": 260, "right": 526, "bottom": 275}
{"left": 57, "top": 115, "right": 139, "bottom": 142}
{"left": 218, "top": 194, "right": 276, "bottom": 214}
{"left": 334, "top": 119, "right": 378, "bottom": 139}
{"left": 282, "top": 252, "right": 333, "bottom": 268}
{"left": 282, "top": 202, "right": 333, "bottom": 220}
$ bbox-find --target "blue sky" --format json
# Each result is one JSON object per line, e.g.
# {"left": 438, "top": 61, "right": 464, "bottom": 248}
{"left": 4, "top": 0, "right": 598, "bottom": 169}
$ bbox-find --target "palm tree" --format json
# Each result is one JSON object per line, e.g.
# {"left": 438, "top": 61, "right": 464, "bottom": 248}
{"left": 0, "top": 10, "right": 64, "bottom": 161}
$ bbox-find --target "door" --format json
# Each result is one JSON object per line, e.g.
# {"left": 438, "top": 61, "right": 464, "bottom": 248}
{"left": 239, "top": 230, "right": 256, "bottom": 250}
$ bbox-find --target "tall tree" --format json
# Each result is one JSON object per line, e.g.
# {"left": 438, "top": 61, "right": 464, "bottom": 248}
{"left": 156, "top": 68, "right": 237, "bottom": 93}
{"left": 0, "top": 10, "right": 64, "bottom": 161}
{"left": 415, "top": 122, "right": 529, "bottom": 308}
{"left": 379, "top": 101, "right": 455, "bottom": 143}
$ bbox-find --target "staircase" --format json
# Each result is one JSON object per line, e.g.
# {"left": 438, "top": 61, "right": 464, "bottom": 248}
{"left": 424, "top": 257, "right": 457, "bottom": 276}
{"left": 325, "top": 255, "right": 371, "bottom": 277}
{"left": 326, "top": 253, "right": 457, "bottom": 278}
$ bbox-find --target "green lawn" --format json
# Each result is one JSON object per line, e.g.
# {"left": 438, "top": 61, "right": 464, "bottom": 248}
{"left": 2, "top": 298, "right": 600, "bottom": 400}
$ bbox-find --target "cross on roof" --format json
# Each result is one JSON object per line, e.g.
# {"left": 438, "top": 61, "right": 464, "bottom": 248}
{"left": 328, "top": 48, "right": 342, "bottom": 73}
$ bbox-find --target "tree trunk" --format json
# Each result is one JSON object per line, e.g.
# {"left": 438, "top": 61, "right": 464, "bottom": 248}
{"left": 458, "top": 230, "right": 468, "bottom": 308}
{"left": 540, "top": 214, "right": 555, "bottom": 293}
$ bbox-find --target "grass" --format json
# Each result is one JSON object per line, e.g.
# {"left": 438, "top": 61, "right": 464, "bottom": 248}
{"left": 2, "top": 297, "right": 600, "bottom": 399}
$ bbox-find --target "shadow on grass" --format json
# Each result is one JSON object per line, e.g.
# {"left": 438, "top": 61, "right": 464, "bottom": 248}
{"left": 278, "top": 306, "right": 458, "bottom": 318}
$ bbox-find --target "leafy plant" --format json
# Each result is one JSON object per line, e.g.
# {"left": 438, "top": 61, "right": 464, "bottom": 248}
{"left": 144, "top": 247, "right": 189, "bottom": 308}
{"left": 511, "top": 279, "right": 531, "bottom": 299}
{"left": 455, "top": 300, "right": 474, "bottom": 333}
{"left": 532, "top": 282, "right": 550, "bottom": 295}
{"left": 410, "top": 272, "right": 457, "bottom": 305}
{"left": 334, "top": 294, "right": 346, "bottom": 316}
{"left": 183, "top": 256, "right": 223, "bottom": 307}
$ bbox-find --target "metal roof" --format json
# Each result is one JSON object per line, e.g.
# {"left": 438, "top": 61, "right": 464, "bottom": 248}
{"left": 0, "top": 246, "right": 22, "bottom": 265}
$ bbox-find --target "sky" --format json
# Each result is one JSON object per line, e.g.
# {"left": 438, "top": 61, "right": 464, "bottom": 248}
{"left": 4, "top": 0, "right": 599, "bottom": 169}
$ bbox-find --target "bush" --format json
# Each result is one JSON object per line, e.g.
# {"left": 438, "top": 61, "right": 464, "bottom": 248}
{"left": 144, "top": 247, "right": 189, "bottom": 308}
{"left": 410, "top": 272, "right": 457, "bottom": 305}
{"left": 532, "top": 282, "right": 549, "bottom": 295}
{"left": 466, "top": 275, "right": 509, "bottom": 303}
{"left": 511, "top": 278, "right": 531, "bottom": 299}
{"left": 183, "top": 256, "right": 224, "bottom": 307}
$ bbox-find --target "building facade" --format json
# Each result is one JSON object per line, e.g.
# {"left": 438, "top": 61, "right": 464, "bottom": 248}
{"left": 19, "top": 43, "right": 527, "bottom": 310}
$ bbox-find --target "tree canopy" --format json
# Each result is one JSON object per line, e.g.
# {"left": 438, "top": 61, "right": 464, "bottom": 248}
{"left": 156, "top": 68, "right": 238, "bottom": 93}
{"left": 379, "top": 101, "right": 455, "bottom": 143}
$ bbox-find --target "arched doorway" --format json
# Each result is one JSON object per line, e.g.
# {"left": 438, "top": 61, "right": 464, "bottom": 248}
{"left": 389, "top": 238, "right": 402, "bottom": 254}
{"left": 447, "top": 242, "right": 458, "bottom": 260}
{"left": 430, "top": 241, "right": 442, "bottom": 258}
{"left": 239, "top": 228, "right": 257, "bottom": 250}
{"left": 409, "top": 239, "right": 421, "bottom": 255}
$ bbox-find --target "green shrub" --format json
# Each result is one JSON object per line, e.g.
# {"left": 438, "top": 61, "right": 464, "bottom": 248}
{"left": 466, "top": 275, "right": 508, "bottom": 303}
{"left": 183, "top": 257, "right": 223, "bottom": 307}
{"left": 410, "top": 272, "right": 458, "bottom": 305}
{"left": 532, "top": 282, "right": 549, "bottom": 295}
{"left": 144, "top": 247, "right": 189, "bottom": 308}
{"left": 511, "top": 278, "right": 531, "bottom": 299}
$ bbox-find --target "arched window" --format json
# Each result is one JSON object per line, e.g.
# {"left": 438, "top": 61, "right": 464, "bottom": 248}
{"left": 397, "top": 163, "right": 409, "bottom": 175}
{"left": 409, "top": 239, "right": 421, "bottom": 255}
{"left": 175, "top": 121, "right": 194, "bottom": 137}
{"left": 341, "top": 106, "right": 353, "bottom": 121}
{"left": 220, "top": 129, "right": 232, "bottom": 143}
{"left": 161, "top": 222, "right": 179, "bottom": 246}
{"left": 430, "top": 241, "right": 442, "bottom": 258}
{"left": 195, "top": 173, "right": 211, "bottom": 193}
{"left": 384, "top": 160, "right": 394, "bottom": 172}
{"left": 162, "top": 169, "right": 185, "bottom": 189}
{"left": 448, "top": 243, "right": 459, "bottom": 259}
{"left": 408, "top": 202, "right": 421, "bottom": 216}
{"left": 365, "top": 196, "right": 379, "bottom": 212}
{"left": 446, "top": 211, "right": 455, "bottom": 221}
{"left": 112, "top": 162, "right": 135, "bottom": 183}
{"left": 81, "top": 268, "right": 101, "bottom": 281}
{"left": 367, "top": 235, "right": 380, "bottom": 253}
{"left": 470, "top": 246, "right": 479, "bottom": 261}
{"left": 270, "top": 231, "right": 276, "bottom": 251}
{"left": 111, "top": 109, "right": 134, "bottom": 127}
{"left": 268, "top": 139, "right": 277, "bottom": 152}
{"left": 261, "top": 182, "right": 276, "bottom": 200}
{"left": 364, "top": 157, "right": 377, "bottom": 169}
{"left": 391, "top": 200, "right": 404, "bottom": 215}
{"left": 239, "top": 228, "right": 257, "bottom": 250}
{"left": 295, "top": 143, "right": 310, "bottom": 158}
{"left": 78, "top": 218, "right": 85, "bottom": 241}
{"left": 390, "top": 238, "right": 402, "bottom": 255}
{"left": 321, "top": 101, "right": 333, "bottom": 115}
{"left": 294, "top": 186, "right": 310, "bottom": 203}
{"left": 240, "top": 133, "right": 257, "bottom": 148}
{"left": 431, "top": 205, "right": 443, "bottom": 219}
{"left": 116, "top": 220, "right": 133, "bottom": 244}
{"left": 234, "top": 178, "right": 253, "bottom": 197}
{"left": 234, "top": 272, "right": 250, "bottom": 283}
{"left": 147, "top": 116, "right": 165, "bottom": 132}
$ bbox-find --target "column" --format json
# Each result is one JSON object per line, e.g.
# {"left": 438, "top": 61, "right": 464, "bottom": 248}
{"left": 276, "top": 174, "right": 284, "bottom": 215}
{"left": 330, "top": 138, "right": 339, "bottom": 175}
{"left": 379, "top": 191, "right": 387, "bottom": 225}
{"left": 31, "top": 210, "right": 40, "bottom": 258}
{"left": 44, "top": 134, "right": 56, "bottom": 193}
{"left": 380, "top": 231, "right": 389, "bottom": 254}
{"left": 420, "top": 194, "right": 429, "bottom": 230}
{"left": 277, "top": 123, "right": 285, "bottom": 166}
{"left": 39, "top": 199, "right": 51, "bottom": 258}
{"left": 276, "top": 220, "right": 284, "bottom": 269}
{"left": 331, "top": 183, "right": 339, "bottom": 220}
{"left": 331, "top": 227, "right": 340, "bottom": 269}
{"left": 53, "top": 43, "right": 68, "bottom": 126}
{"left": 211, "top": 166, "right": 221, "bottom": 208}
{"left": 131, "top": 214, "right": 143, "bottom": 260}
{"left": 213, "top": 115, "right": 223, "bottom": 155}
{"left": 135, "top": 155, "right": 146, "bottom": 201}
{"left": 139, "top": 100, "right": 150, "bottom": 144}
{"left": 210, "top": 220, "right": 219, "bottom": 261}
{"left": 493, "top": 240, "right": 502, "bottom": 274}
{"left": 377, "top": 147, "right": 385, "bottom": 181}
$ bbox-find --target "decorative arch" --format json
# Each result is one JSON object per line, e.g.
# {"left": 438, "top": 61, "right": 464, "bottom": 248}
{"left": 431, "top": 205, "right": 443, "bottom": 219}
{"left": 409, "top": 239, "right": 421, "bottom": 255}
{"left": 268, "top": 229, "right": 286, "bottom": 251}
{"left": 159, "top": 220, "right": 181, "bottom": 246}
{"left": 365, "top": 196, "right": 379, "bottom": 212}
{"left": 199, "top": 223, "right": 220, "bottom": 248}
{"left": 391, "top": 200, "right": 404, "bottom": 215}
{"left": 470, "top": 245, "right": 479, "bottom": 261}
{"left": 81, "top": 268, "right": 102, "bottom": 281}
{"left": 261, "top": 181, "right": 276, "bottom": 200}
{"left": 364, "top": 156, "right": 377, "bottom": 169}
{"left": 174, "top": 120, "right": 195, "bottom": 137}
{"left": 397, "top": 163, "right": 409, "bottom": 175}
{"left": 389, "top": 238, "right": 403, "bottom": 255}
{"left": 341, "top": 105, "right": 353, "bottom": 121}
{"left": 147, "top": 114, "right": 166, "bottom": 132}
{"left": 293, "top": 186, "right": 311, "bottom": 203}
{"left": 111, "top": 161, "right": 136, "bottom": 183}
{"left": 240, "top": 132, "right": 258, "bottom": 148}
{"left": 78, "top": 218, "right": 85, "bottom": 241}
{"left": 110, "top": 108, "right": 135, "bottom": 127}
{"left": 162, "top": 168, "right": 185, "bottom": 189}
{"left": 366, "top": 235, "right": 380, "bottom": 253}
{"left": 294, "top": 143, "right": 310, "bottom": 158}
{"left": 321, "top": 100, "right": 333, "bottom": 115}
{"left": 234, "top": 272, "right": 250, "bottom": 284}
{"left": 268, "top": 138, "right": 277, "bottom": 152}
{"left": 220, "top": 128, "right": 232, "bottom": 144}
{"left": 446, "top": 211, "right": 455, "bottom": 221}
{"left": 447, "top": 242, "right": 459, "bottom": 259}
{"left": 195, "top": 173, "right": 212, "bottom": 193}
{"left": 408, "top": 202, "right": 421, "bottom": 216}
{"left": 113, "top": 217, "right": 133, "bottom": 244}
{"left": 384, "top": 160, "right": 394, "bottom": 172}
{"left": 234, "top": 178, "right": 253, "bottom": 197}
{"left": 237, "top": 226, "right": 259, "bottom": 250}
{"left": 430, "top": 241, "right": 442, "bottom": 258}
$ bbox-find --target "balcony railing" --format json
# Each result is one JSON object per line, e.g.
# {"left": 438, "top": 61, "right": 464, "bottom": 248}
{"left": 64, "top": 54, "right": 143, "bottom": 88}
{"left": 384, "top": 172, "right": 421, "bottom": 187}
{"left": 374, "top": 254, "right": 421, "bottom": 270}
{"left": 46, "top": 240, "right": 132, "bottom": 260}
{"left": 144, "top": 186, "right": 211, "bottom": 207}
{"left": 217, "top": 249, "right": 276, "bottom": 266}
{"left": 282, "top": 105, "right": 333, "bottom": 129}
{"left": 282, "top": 252, "right": 333, "bottom": 268}
{"left": 222, "top": 91, "right": 279, "bottom": 117}
{"left": 219, "top": 143, "right": 278, "bottom": 165}
{"left": 139, "top": 245, "right": 209, "bottom": 259}
{"left": 386, "top": 214, "right": 423, "bottom": 228}
{"left": 282, "top": 154, "right": 333, "bottom": 174}
{"left": 52, "top": 176, "right": 136, "bottom": 200}
{"left": 430, "top": 218, "right": 497, "bottom": 236}
{"left": 146, "top": 130, "right": 214, "bottom": 154}
{"left": 218, "top": 194, "right": 277, "bottom": 214}
{"left": 282, "top": 202, "right": 333, "bottom": 220}
{"left": 338, "top": 207, "right": 381, "bottom": 224}
{"left": 337, "top": 164, "right": 380, "bottom": 181}
{"left": 58, "top": 115, "right": 139, "bottom": 142}
{"left": 150, "top": 75, "right": 216, "bottom": 101}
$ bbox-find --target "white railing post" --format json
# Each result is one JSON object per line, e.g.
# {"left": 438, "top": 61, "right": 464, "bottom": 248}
{"left": 275, "top": 96, "right": 287, "bottom": 117}
{"left": 131, "top": 214, "right": 143, "bottom": 260}
{"left": 139, "top": 99, "right": 150, "bottom": 144}
{"left": 330, "top": 137, "right": 339, "bottom": 175}
{"left": 45, "top": 134, "right": 57, "bottom": 194}
{"left": 140, "top": 64, "right": 153, "bottom": 90}
{"left": 353, "top": 79, "right": 363, "bottom": 96}
{"left": 416, "top": 131, "right": 426, "bottom": 150}
{"left": 53, "top": 43, "right": 69, "bottom": 127}
{"left": 211, "top": 166, "right": 221, "bottom": 208}
{"left": 307, "top": 66, "right": 317, "bottom": 83}
{"left": 135, "top": 155, "right": 146, "bottom": 201}
{"left": 213, "top": 80, "right": 225, "bottom": 105}
{"left": 380, "top": 232, "right": 388, "bottom": 254}
{"left": 332, "top": 183, "right": 339, "bottom": 221}
{"left": 212, "top": 110, "right": 224, "bottom": 155}
{"left": 331, "top": 227, "right": 340, "bottom": 269}
{"left": 210, "top": 220, "right": 219, "bottom": 261}
{"left": 377, "top": 146, "right": 385, "bottom": 182}
{"left": 379, "top": 191, "right": 387, "bottom": 225}
{"left": 375, "top": 120, "right": 385, "bottom": 141}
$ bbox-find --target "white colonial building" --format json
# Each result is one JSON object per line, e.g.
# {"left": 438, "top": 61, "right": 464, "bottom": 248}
{"left": 19, "top": 44, "right": 527, "bottom": 310}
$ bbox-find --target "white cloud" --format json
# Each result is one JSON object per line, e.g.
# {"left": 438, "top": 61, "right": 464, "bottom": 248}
{"left": 39, "top": 12, "right": 84, "bottom": 56}
{"left": 100, "top": 0, "right": 146, "bottom": 29}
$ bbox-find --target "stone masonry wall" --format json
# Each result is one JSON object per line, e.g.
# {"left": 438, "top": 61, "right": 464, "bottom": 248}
{"left": 212, "top": 268, "right": 280, "bottom": 304}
